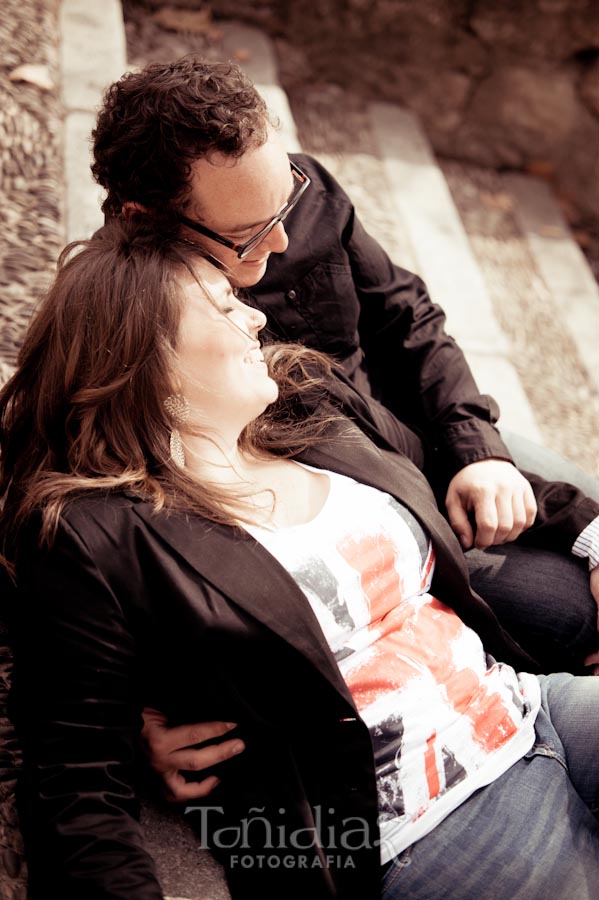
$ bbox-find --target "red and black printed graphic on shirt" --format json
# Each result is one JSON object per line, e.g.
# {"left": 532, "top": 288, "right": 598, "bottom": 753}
{"left": 268, "top": 489, "right": 530, "bottom": 826}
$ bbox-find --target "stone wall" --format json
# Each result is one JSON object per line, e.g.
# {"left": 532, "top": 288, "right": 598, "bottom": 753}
{"left": 141, "top": 0, "right": 599, "bottom": 230}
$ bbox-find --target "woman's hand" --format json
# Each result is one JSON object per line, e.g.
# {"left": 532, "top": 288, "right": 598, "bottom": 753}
{"left": 141, "top": 707, "right": 245, "bottom": 802}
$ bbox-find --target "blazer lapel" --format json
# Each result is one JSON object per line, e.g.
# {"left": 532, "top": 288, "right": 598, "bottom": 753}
{"left": 131, "top": 502, "right": 355, "bottom": 705}
{"left": 131, "top": 419, "right": 457, "bottom": 701}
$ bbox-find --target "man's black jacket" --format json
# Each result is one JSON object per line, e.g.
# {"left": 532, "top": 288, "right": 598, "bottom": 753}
{"left": 250, "top": 153, "right": 511, "bottom": 479}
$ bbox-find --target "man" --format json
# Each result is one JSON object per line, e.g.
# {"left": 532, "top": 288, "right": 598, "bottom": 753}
{"left": 92, "top": 59, "right": 599, "bottom": 801}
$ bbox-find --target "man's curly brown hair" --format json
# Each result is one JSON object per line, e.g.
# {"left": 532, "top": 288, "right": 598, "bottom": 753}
{"left": 92, "top": 58, "right": 269, "bottom": 216}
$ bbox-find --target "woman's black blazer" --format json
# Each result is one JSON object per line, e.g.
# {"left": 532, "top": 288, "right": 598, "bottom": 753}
{"left": 11, "top": 380, "right": 599, "bottom": 900}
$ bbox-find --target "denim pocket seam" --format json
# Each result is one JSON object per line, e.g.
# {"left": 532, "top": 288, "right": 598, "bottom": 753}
{"left": 381, "top": 844, "right": 414, "bottom": 892}
{"left": 524, "top": 741, "right": 568, "bottom": 771}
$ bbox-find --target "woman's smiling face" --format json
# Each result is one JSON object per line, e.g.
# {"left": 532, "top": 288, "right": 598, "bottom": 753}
{"left": 174, "top": 260, "right": 278, "bottom": 439}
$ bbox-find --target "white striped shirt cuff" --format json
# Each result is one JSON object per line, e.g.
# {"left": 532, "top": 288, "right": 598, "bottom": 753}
{"left": 572, "top": 515, "right": 599, "bottom": 570}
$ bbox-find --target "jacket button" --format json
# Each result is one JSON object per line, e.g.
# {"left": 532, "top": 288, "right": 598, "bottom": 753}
{"left": 286, "top": 289, "right": 297, "bottom": 300}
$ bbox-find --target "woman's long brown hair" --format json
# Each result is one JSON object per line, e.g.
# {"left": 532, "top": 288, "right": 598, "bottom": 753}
{"left": 0, "top": 218, "right": 336, "bottom": 571}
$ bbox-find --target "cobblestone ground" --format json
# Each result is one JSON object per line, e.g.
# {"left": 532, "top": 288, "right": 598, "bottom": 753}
{"left": 0, "top": 2, "right": 63, "bottom": 896}
{"left": 0, "top": 0, "right": 64, "bottom": 371}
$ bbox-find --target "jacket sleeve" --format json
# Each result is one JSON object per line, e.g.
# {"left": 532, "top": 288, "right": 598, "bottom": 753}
{"left": 255, "top": 153, "right": 512, "bottom": 477}
{"left": 344, "top": 207, "right": 512, "bottom": 476}
{"left": 315, "top": 372, "right": 599, "bottom": 560}
{"left": 12, "top": 515, "right": 164, "bottom": 900}
{"left": 516, "top": 471, "right": 599, "bottom": 557}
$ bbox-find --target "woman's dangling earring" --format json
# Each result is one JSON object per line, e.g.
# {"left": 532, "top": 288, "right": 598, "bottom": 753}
{"left": 164, "top": 394, "right": 190, "bottom": 468}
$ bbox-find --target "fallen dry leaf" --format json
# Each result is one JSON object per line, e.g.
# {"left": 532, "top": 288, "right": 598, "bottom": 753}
{"left": 538, "top": 224, "right": 563, "bottom": 239}
{"left": 152, "top": 6, "right": 214, "bottom": 35}
{"left": 480, "top": 190, "right": 514, "bottom": 212}
{"left": 8, "top": 64, "right": 53, "bottom": 91}
{"left": 524, "top": 159, "right": 555, "bottom": 180}
{"left": 555, "top": 192, "right": 579, "bottom": 225}
{"left": 233, "top": 47, "right": 252, "bottom": 63}
{"left": 572, "top": 229, "right": 592, "bottom": 250}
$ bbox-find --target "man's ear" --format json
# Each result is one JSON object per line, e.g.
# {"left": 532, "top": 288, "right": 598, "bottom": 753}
{"left": 122, "top": 201, "right": 148, "bottom": 219}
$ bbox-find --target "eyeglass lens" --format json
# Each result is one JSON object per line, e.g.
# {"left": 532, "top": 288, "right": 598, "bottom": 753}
{"left": 238, "top": 169, "right": 307, "bottom": 259}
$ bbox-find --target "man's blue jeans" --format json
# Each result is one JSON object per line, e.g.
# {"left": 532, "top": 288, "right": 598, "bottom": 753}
{"left": 465, "top": 431, "right": 599, "bottom": 671}
{"left": 381, "top": 673, "right": 599, "bottom": 899}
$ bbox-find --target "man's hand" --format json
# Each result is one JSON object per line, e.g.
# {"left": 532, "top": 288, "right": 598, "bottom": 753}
{"left": 445, "top": 459, "right": 537, "bottom": 550}
{"left": 142, "top": 708, "right": 245, "bottom": 802}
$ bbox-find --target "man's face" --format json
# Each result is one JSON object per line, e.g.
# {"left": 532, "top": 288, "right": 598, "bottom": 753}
{"left": 182, "top": 127, "right": 293, "bottom": 288}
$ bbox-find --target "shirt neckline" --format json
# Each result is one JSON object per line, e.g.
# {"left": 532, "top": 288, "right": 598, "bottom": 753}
{"left": 247, "top": 461, "right": 338, "bottom": 533}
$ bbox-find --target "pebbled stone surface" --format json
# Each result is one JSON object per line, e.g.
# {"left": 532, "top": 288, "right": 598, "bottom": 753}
{"left": 0, "top": 0, "right": 64, "bottom": 369}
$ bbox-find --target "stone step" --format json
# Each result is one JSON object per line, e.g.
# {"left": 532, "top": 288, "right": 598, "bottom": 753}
{"left": 60, "top": 0, "right": 127, "bottom": 242}
{"left": 503, "top": 172, "right": 599, "bottom": 396}
{"left": 439, "top": 159, "right": 599, "bottom": 476}
{"left": 369, "top": 101, "right": 543, "bottom": 443}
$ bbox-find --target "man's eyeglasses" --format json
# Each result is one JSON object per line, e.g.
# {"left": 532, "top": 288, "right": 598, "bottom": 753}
{"left": 177, "top": 161, "right": 311, "bottom": 260}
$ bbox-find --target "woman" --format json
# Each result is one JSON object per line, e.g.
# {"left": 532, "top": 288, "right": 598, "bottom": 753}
{"left": 1, "top": 220, "right": 598, "bottom": 900}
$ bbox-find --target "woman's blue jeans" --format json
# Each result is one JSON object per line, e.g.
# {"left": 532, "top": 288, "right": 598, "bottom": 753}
{"left": 381, "top": 673, "right": 599, "bottom": 899}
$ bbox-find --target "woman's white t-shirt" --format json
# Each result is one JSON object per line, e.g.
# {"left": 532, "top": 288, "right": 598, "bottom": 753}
{"left": 245, "top": 465, "right": 541, "bottom": 863}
